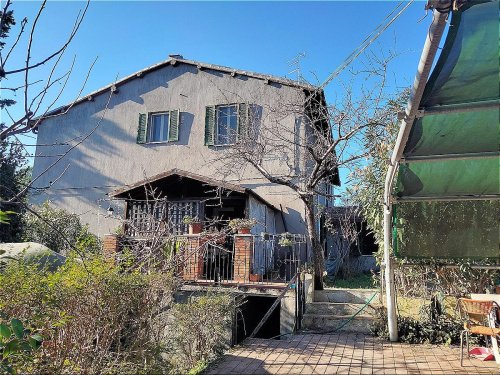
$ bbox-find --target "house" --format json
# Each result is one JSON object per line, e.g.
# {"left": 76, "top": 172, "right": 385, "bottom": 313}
{"left": 30, "top": 56, "right": 339, "bottom": 282}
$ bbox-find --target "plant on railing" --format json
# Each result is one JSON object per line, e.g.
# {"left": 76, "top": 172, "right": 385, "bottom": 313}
{"left": 183, "top": 216, "right": 203, "bottom": 235}
{"left": 228, "top": 218, "right": 256, "bottom": 234}
{"left": 182, "top": 215, "right": 198, "bottom": 225}
{"left": 278, "top": 232, "right": 295, "bottom": 247}
{"left": 0, "top": 318, "right": 43, "bottom": 374}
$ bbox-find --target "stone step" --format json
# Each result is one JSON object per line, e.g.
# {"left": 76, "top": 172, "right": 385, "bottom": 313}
{"left": 305, "top": 301, "right": 377, "bottom": 315}
{"left": 314, "top": 288, "right": 379, "bottom": 304}
{"left": 301, "top": 313, "right": 374, "bottom": 333}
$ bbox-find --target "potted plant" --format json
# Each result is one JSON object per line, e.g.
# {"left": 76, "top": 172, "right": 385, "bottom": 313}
{"left": 228, "top": 218, "right": 256, "bottom": 234}
{"left": 278, "top": 232, "right": 295, "bottom": 247}
{"left": 183, "top": 215, "right": 203, "bottom": 235}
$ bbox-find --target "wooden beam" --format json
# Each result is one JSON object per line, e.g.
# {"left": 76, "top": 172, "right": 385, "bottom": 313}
{"left": 249, "top": 275, "right": 297, "bottom": 338}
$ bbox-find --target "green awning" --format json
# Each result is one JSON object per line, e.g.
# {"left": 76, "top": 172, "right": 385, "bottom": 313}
{"left": 420, "top": 1, "right": 499, "bottom": 107}
{"left": 396, "top": 158, "right": 499, "bottom": 199}
{"left": 405, "top": 109, "right": 499, "bottom": 156}
{"left": 393, "top": 0, "right": 500, "bottom": 259}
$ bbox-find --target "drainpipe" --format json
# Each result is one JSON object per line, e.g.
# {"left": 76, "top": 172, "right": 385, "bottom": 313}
{"left": 383, "top": 4, "right": 450, "bottom": 342}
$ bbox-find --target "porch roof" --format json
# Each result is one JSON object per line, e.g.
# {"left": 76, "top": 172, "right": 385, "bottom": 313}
{"left": 108, "top": 168, "right": 278, "bottom": 211}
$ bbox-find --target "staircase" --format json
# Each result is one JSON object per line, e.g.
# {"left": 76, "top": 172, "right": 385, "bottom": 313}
{"left": 302, "top": 288, "right": 380, "bottom": 334}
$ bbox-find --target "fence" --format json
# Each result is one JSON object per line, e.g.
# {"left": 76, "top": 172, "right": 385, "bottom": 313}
{"left": 179, "top": 233, "right": 306, "bottom": 285}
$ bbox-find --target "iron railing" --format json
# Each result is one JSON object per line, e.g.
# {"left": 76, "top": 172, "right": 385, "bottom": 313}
{"left": 179, "top": 234, "right": 306, "bottom": 285}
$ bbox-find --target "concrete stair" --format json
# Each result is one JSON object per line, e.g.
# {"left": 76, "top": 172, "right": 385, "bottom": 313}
{"left": 302, "top": 288, "right": 380, "bottom": 334}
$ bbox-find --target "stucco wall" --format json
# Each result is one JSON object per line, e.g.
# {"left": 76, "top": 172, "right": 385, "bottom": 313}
{"left": 31, "top": 63, "right": 309, "bottom": 236}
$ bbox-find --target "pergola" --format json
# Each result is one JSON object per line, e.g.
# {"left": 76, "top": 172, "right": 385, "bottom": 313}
{"left": 383, "top": 0, "right": 499, "bottom": 341}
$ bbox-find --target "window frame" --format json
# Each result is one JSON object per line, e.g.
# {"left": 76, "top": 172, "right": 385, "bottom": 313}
{"left": 147, "top": 111, "right": 171, "bottom": 144}
{"left": 215, "top": 104, "right": 239, "bottom": 146}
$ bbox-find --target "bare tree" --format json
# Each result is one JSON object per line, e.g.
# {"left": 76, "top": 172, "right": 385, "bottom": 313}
{"left": 217, "top": 52, "right": 398, "bottom": 289}
{"left": 325, "top": 205, "right": 363, "bottom": 279}
{"left": 0, "top": 0, "right": 92, "bottom": 141}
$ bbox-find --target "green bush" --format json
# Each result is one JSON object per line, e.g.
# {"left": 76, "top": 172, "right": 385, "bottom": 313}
{"left": 0, "top": 254, "right": 176, "bottom": 374}
{"left": 22, "top": 201, "right": 101, "bottom": 254}
{"left": 370, "top": 299, "right": 463, "bottom": 345}
{"left": 168, "top": 293, "right": 235, "bottom": 373}
{"left": 0, "top": 318, "right": 42, "bottom": 374}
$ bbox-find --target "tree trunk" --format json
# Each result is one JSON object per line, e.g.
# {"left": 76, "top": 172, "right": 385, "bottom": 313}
{"left": 303, "top": 195, "right": 325, "bottom": 290}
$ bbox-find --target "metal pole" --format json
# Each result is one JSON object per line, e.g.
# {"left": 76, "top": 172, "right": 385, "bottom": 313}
{"left": 383, "top": 5, "right": 450, "bottom": 342}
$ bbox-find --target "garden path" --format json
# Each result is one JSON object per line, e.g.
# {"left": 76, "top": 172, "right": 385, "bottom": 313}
{"left": 207, "top": 333, "right": 499, "bottom": 374}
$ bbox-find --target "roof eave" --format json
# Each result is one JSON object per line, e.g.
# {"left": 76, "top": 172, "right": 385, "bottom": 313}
{"left": 34, "top": 57, "right": 319, "bottom": 124}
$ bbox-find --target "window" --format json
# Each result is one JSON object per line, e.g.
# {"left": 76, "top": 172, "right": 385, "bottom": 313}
{"left": 126, "top": 200, "right": 202, "bottom": 236}
{"left": 149, "top": 112, "right": 170, "bottom": 142}
{"left": 204, "top": 103, "right": 249, "bottom": 146}
{"left": 216, "top": 105, "right": 238, "bottom": 145}
{"left": 136, "top": 110, "right": 180, "bottom": 144}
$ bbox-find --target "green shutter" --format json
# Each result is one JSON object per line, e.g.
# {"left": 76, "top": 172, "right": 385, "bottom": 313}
{"left": 204, "top": 106, "right": 215, "bottom": 146}
{"left": 137, "top": 113, "right": 147, "bottom": 144}
{"left": 238, "top": 103, "right": 249, "bottom": 139}
{"left": 169, "top": 109, "right": 180, "bottom": 141}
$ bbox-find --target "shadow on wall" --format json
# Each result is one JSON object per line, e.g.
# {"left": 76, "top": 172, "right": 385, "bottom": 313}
{"left": 280, "top": 207, "right": 306, "bottom": 235}
{"left": 31, "top": 64, "right": 201, "bottom": 214}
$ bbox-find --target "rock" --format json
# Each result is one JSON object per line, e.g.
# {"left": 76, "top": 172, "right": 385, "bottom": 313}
{"left": 0, "top": 242, "right": 66, "bottom": 271}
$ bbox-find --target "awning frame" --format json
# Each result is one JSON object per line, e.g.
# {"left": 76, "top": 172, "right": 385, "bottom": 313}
{"left": 382, "top": 5, "right": 451, "bottom": 342}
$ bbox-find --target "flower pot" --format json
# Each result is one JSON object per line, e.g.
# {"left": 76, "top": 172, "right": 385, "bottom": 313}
{"left": 189, "top": 222, "right": 203, "bottom": 235}
{"left": 249, "top": 273, "right": 262, "bottom": 282}
{"left": 238, "top": 227, "right": 251, "bottom": 235}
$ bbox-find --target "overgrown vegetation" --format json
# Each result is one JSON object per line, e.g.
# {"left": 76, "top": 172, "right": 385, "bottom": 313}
{"left": 0, "top": 141, "right": 30, "bottom": 243}
{"left": 0, "top": 250, "right": 239, "bottom": 374}
{"left": 0, "top": 200, "right": 242, "bottom": 374}
{"left": 167, "top": 293, "right": 237, "bottom": 374}
{"left": 347, "top": 90, "right": 408, "bottom": 246}
{"left": 0, "top": 254, "right": 176, "bottom": 373}
{"left": 371, "top": 296, "right": 468, "bottom": 346}
{"left": 21, "top": 201, "right": 101, "bottom": 255}
{"left": 0, "top": 317, "right": 43, "bottom": 374}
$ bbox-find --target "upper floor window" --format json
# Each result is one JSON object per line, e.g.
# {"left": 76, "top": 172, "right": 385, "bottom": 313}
{"left": 136, "top": 110, "right": 180, "bottom": 144}
{"left": 216, "top": 105, "right": 238, "bottom": 145}
{"left": 149, "top": 112, "right": 170, "bottom": 142}
{"left": 204, "top": 103, "right": 249, "bottom": 146}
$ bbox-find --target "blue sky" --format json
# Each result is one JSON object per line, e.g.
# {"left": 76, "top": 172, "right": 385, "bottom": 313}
{"left": 5, "top": 1, "right": 434, "bottom": 187}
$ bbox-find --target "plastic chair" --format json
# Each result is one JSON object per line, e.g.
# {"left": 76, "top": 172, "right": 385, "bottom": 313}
{"left": 458, "top": 298, "right": 500, "bottom": 366}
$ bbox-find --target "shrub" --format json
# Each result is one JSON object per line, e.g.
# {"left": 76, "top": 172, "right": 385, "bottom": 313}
{"left": 370, "top": 299, "right": 464, "bottom": 345}
{"left": 22, "top": 201, "right": 101, "bottom": 255}
{"left": 167, "top": 292, "right": 236, "bottom": 373}
{"left": 0, "top": 254, "right": 176, "bottom": 374}
{"left": 0, "top": 318, "right": 43, "bottom": 374}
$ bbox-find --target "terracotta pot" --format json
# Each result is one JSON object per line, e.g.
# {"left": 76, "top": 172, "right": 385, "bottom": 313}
{"left": 238, "top": 227, "right": 251, "bottom": 235}
{"left": 189, "top": 222, "right": 203, "bottom": 235}
{"left": 249, "top": 273, "right": 262, "bottom": 282}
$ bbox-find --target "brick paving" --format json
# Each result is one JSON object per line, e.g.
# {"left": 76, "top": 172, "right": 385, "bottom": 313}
{"left": 207, "top": 333, "right": 499, "bottom": 374}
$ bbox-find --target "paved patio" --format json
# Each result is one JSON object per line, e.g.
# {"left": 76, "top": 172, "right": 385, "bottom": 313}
{"left": 207, "top": 333, "right": 499, "bottom": 374}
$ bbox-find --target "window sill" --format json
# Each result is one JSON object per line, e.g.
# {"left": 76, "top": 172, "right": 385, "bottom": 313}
{"left": 211, "top": 143, "right": 236, "bottom": 148}
{"left": 144, "top": 141, "right": 176, "bottom": 145}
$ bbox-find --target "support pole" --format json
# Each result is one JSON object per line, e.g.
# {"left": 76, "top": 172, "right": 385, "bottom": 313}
{"left": 383, "top": 5, "right": 450, "bottom": 342}
{"left": 383, "top": 184, "right": 398, "bottom": 342}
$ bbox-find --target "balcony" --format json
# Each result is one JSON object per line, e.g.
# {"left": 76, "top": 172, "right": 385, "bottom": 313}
{"left": 104, "top": 232, "right": 306, "bottom": 286}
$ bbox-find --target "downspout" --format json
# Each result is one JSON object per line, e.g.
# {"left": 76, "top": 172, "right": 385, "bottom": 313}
{"left": 383, "top": 4, "right": 450, "bottom": 342}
